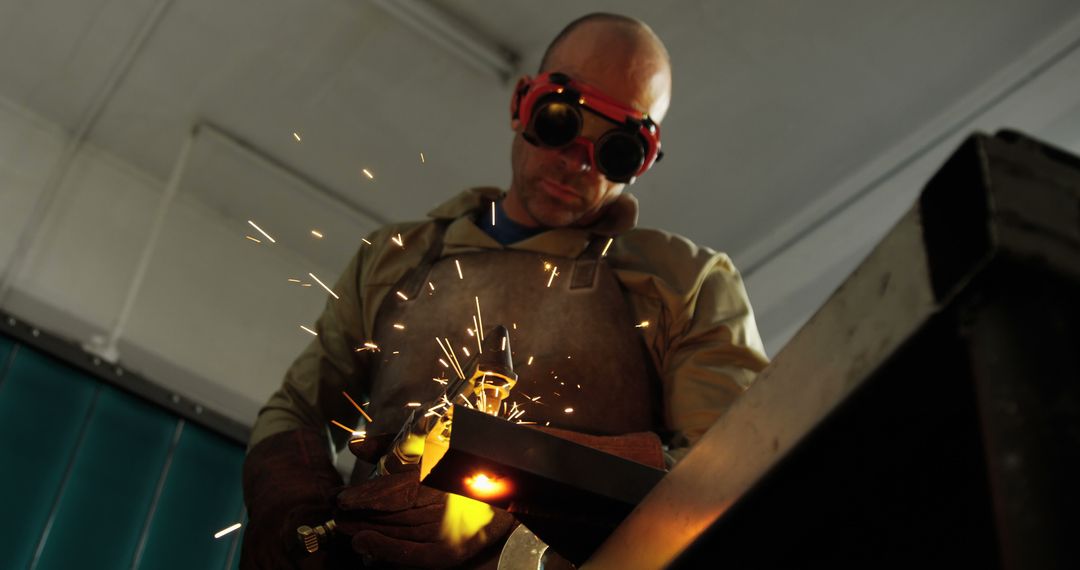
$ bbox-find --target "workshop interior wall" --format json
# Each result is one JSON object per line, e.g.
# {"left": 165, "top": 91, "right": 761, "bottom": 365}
{"left": 0, "top": 333, "right": 245, "bottom": 570}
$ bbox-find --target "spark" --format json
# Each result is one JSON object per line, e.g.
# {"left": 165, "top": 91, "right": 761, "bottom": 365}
{"left": 471, "top": 315, "right": 480, "bottom": 341}
{"left": 300, "top": 325, "right": 317, "bottom": 336}
{"left": 342, "top": 391, "right": 374, "bottom": 423}
{"left": 214, "top": 523, "right": 243, "bottom": 539}
{"left": 490, "top": 201, "right": 496, "bottom": 226}
{"left": 392, "top": 351, "right": 399, "bottom": 355}
{"left": 244, "top": 235, "right": 261, "bottom": 243}
{"left": 455, "top": 259, "right": 463, "bottom": 279}
{"left": 301, "top": 283, "right": 312, "bottom": 287}
{"left": 443, "top": 338, "right": 466, "bottom": 379}
{"left": 310, "top": 229, "right": 324, "bottom": 239}
{"left": 530, "top": 395, "right": 542, "bottom": 403}
{"left": 391, "top": 233, "right": 404, "bottom": 248}
{"left": 636, "top": 320, "right": 650, "bottom": 328}
{"left": 554, "top": 392, "right": 561, "bottom": 396}
{"left": 501, "top": 336, "right": 507, "bottom": 351}
{"left": 393, "top": 323, "right": 406, "bottom": 330}
{"left": 420, "top": 152, "right": 426, "bottom": 163}
{"left": 247, "top": 220, "right": 276, "bottom": 243}
{"left": 527, "top": 356, "right": 534, "bottom": 366}
{"left": 362, "top": 238, "right": 372, "bottom": 245}
{"left": 436, "top": 338, "right": 465, "bottom": 379}
{"left": 362, "top": 168, "right": 374, "bottom": 180}
{"left": 433, "top": 377, "right": 448, "bottom": 385}
{"left": 439, "top": 358, "right": 449, "bottom": 368}
{"left": 331, "top": 419, "right": 357, "bottom": 434}
{"left": 564, "top": 407, "right": 574, "bottom": 414}
{"left": 405, "top": 402, "right": 422, "bottom": 408}
{"left": 467, "top": 328, "right": 474, "bottom": 337}
{"left": 544, "top": 262, "right": 552, "bottom": 271}
{"left": 512, "top": 323, "right": 517, "bottom": 330}
{"left": 292, "top": 132, "right": 302, "bottom": 142}
{"left": 308, "top": 272, "right": 339, "bottom": 299}
{"left": 462, "top": 346, "right": 470, "bottom": 357}
{"left": 546, "top": 266, "right": 558, "bottom": 288}
{"left": 545, "top": 421, "right": 551, "bottom": 426}
{"left": 517, "top": 421, "right": 537, "bottom": 425}
{"left": 475, "top": 327, "right": 483, "bottom": 355}
{"left": 287, "top": 278, "right": 301, "bottom": 283}
{"left": 428, "top": 281, "right": 436, "bottom": 291}
{"left": 601, "top": 237, "right": 614, "bottom": 257}
{"left": 475, "top": 297, "right": 484, "bottom": 340}
{"left": 396, "top": 291, "right": 408, "bottom": 301}
{"left": 363, "top": 342, "right": 379, "bottom": 351}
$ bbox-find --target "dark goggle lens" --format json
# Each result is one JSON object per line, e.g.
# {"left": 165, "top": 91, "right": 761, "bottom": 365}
{"left": 533, "top": 101, "right": 580, "bottom": 147}
{"left": 597, "top": 132, "right": 645, "bottom": 180}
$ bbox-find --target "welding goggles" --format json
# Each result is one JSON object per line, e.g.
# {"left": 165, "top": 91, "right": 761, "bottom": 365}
{"left": 511, "top": 72, "right": 663, "bottom": 184}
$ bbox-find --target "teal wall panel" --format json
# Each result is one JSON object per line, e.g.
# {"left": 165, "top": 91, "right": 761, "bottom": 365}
{"left": 0, "top": 336, "right": 14, "bottom": 374}
{"left": 32, "top": 386, "right": 177, "bottom": 570}
{"left": 0, "top": 345, "right": 99, "bottom": 570}
{"left": 136, "top": 421, "right": 245, "bottom": 570}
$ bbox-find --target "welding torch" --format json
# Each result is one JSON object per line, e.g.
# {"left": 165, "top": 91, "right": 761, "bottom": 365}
{"left": 297, "top": 324, "right": 517, "bottom": 554}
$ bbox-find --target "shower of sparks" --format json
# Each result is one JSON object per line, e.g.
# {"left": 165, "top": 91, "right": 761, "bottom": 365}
{"left": 420, "top": 152, "right": 426, "bottom": 163}
{"left": 546, "top": 267, "right": 559, "bottom": 288}
{"left": 527, "top": 356, "right": 534, "bottom": 366}
{"left": 490, "top": 201, "right": 496, "bottom": 226}
{"left": 362, "top": 238, "right": 372, "bottom": 245}
{"left": 635, "top": 320, "right": 650, "bottom": 328}
{"left": 287, "top": 278, "right": 301, "bottom": 283}
{"left": 393, "top": 323, "right": 406, "bottom": 330}
{"left": 331, "top": 419, "right": 357, "bottom": 434}
{"left": 564, "top": 407, "right": 574, "bottom": 414}
{"left": 436, "top": 338, "right": 465, "bottom": 379}
{"left": 601, "top": 237, "right": 614, "bottom": 257}
{"left": 391, "top": 233, "right": 404, "bottom": 248}
{"left": 214, "top": 523, "right": 243, "bottom": 539}
{"left": 300, "top": 325, "right": 317, "bottom": 336}
{"left": 247, "top": 220, "right": 276, "bottom": 243}
{"left": 475, "top": 297, "right": 484, "bottom": 340}
{"left": 362, "top": 168, "right": 374, "bottom": 180}
{"left": 576, "top": 384, "right": 581, "bottom": 389}
{"left": 310, "top": 230, "right": 324, "bottom": 239}
{"left": 244, "top": 235, "right": 261, "bottom": 243}
{"left": 455, "top": 259, "right": 463, "bottom": 279}
{"left": 308, "top": 272, "right": 339, "bottom": 299}
{"left": 405, "top": 402, "right": 421, "bottom": 408}
{"left": 396, "top": 291, "right": 408, "bottom": 301}
{"left": 292, "top": 132, "right": 302, "bottom": 142}
{"left": 342, "top": 391, "right": 374, "bottom": 423}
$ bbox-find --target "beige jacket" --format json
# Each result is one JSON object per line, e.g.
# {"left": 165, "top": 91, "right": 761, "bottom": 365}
{"left": 251, "top": 188, "right": 769, "bottom": 461}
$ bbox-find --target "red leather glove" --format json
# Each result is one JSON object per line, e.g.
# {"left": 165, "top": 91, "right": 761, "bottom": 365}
{"left": 240, "top": 428, "right": 344, "bottom": 569}
{"left": 335, "top": 464, "right": 514, "bottom": 569}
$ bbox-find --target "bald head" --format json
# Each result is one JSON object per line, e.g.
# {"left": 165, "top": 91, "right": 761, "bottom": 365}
{"left": 538, "top": 13, "right": 672, "bottom": 122}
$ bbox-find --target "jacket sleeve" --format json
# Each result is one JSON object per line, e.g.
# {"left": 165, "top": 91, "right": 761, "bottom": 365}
{"left": 248, "top": 248, "right": 375, "bottom": 452}
{"left": 661, "top": 254, "right": 769, "bottom": 462}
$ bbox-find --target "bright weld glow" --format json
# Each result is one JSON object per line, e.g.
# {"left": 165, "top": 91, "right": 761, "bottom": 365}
{"left": 244, "top": 235, "right": 261, "bottom": 243}
{"left": 300, "top": 325, "right": 317, "bottom": 336}
{"left": 547, "top": 267, "right": 558, "bottom": 288}
{"left": 247, "top": 220, "right": 276, "bottom": 243}
{"left": 292, "top": 132, "right": 302, "bottom": 142}
{"left": 544, "top": 262, "right": 552, "bottom": 271}
{"left": 406, "top": 402, "right": 421, "bottom": 407}
{"left": 564, "top": 407, "right": 574, "bottom": 413}
{"left": 310, "top": 229, "right": 323, "bottom": 238}
{"left": 308, "top": 272, "right": 339, "bottom": 299}
{"left": 362, "top": 168, "right": 374, "bottom": 179}
{"left": 393, "top": 323, "right": 406, "bottom": 330}
{"left": 527, "top": 356, "right": 534, "bottom": 366}
{"left": 491, "top": 202, "right": 496, "bottom": 226}
{"left": 420, "top": 152, "right": 426, "bottom": 163}
{"left": 578, "top": 97, "right": 586, "bottom": 105}
{"left": 601, "top": 237, "right": 614, "bottom": 257}
{"left": 464, "top": 473, "right": 506, "bottom": 498}
{"left": 636, "top": 320, "right": 650, "bottom": 328}
{"left": 342, "top": 391, "right": 374, "bottom": 423}
{"left": 455, "top": 259, "right": 463, "bottom": 279}
{"left": 396, "top": 291, "right": 408, "bottom": 301}
{"left": 214, "top": 523, "right": 243, "bottom": 539}
{"left": 362, "top": 238, "right": 372, "bottom": 245}
{"left": 287, "top": 278, "right": 301, "bottom": 283}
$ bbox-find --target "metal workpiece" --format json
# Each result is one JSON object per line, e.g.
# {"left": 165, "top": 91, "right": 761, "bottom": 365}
{"left": 587, "top": 131, "right": 1080, "bottom": 569}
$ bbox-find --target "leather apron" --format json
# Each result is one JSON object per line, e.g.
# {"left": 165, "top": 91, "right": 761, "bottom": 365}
{"left": 352, "top": 221, "right": 662, "bottom": 479}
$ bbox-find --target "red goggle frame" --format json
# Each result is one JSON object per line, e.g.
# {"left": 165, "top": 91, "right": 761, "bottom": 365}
{"left": 512, "top": 72, "right": 663, "bottom": 184}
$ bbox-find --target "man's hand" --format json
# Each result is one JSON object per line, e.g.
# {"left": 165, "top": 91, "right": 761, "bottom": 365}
{"left": 335, "top": 465, "right": 514, "bottom": 568}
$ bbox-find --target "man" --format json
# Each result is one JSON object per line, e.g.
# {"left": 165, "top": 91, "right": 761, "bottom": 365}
{"left": 242, "top": 12, "right": 768, "bottom": 569}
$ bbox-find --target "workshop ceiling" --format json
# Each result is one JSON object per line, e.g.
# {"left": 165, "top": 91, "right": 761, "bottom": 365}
{"left": 3, "top": 0, "right": 1080, "bottom": 261}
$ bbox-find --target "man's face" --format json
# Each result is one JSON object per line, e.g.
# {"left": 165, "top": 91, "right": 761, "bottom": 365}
{"left": 506, "top": 24, "right": 671, "bottom": 229}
